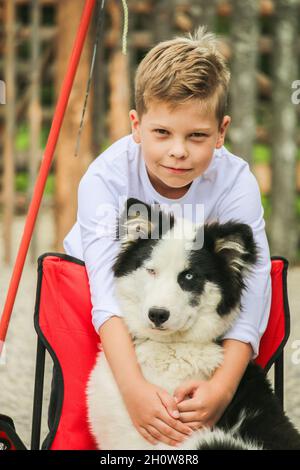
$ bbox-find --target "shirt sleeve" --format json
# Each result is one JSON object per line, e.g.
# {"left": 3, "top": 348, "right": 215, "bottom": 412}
{"left": 217, "top": 168, "right": 272, "bottom": 359}
{"left": 77, "top": 168, "right": 125, "bottom": 334}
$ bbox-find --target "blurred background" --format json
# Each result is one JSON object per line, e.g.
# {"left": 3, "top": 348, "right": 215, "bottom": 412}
{"left": 0, "top": 0, "right": 300, "bottom": 449}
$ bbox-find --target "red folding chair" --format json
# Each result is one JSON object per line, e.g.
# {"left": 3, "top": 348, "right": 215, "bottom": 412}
{"left": 30, "top": 254, "right": 290, "bottom": 450}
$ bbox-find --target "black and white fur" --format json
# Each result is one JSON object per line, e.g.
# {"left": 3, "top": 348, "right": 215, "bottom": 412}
{"left": 86, "top": 198, "right": 300, "bottom": 450}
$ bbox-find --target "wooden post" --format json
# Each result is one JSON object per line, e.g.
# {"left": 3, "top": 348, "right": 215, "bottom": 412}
{"left": 269, "top": 0, "right": 299, "bottom": 263}
{"left": 154, "top": 0, "right": 173, "bottom": 41}
{"left": 229, "top": 0, "right": 259, "bottom": 166}
{"left": 107, "top": 0, "right": 131, "bottom": 143}
{"left": 54, "top": 0, "right": 94, "bottom": 251}
{"left": 28, "top": 0, "right": 42, "bottom": 263}
{"left": 2, "top": 0, "right": 16, "bottom": 264}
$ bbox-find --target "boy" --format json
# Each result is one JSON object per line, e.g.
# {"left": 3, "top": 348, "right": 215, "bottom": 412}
{"left": 64, "top": 27, "right": 271, "bottom": 447}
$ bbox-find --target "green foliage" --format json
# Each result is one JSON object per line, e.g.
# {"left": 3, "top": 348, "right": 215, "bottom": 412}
{"left": 215, "top": 14, "right": 231, "bottom": 35}
{"left": 261, "top": 194, "right": 271, "bottom": 220}
{"left": 16, "top": 123, "right": 30, "bottom": 151}
{"left": 15, "top": 123, "right": 51, "bottom": 151}
{"left": 254, "top": 144, "right": 271, "bottom": 164}
{"left": 15, "top": 172, "right": 28, "bottom": 192}
{"left": 15, "top": 172, "right": 54, "bottom": 195}
{"left": 296, "top": 196, "right": 300, "bottom": 218}
{"left": 41, "top": 124, "right": 51, "bottom": 147}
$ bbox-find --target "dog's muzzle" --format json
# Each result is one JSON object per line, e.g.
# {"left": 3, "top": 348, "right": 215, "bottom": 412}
{"left": 148, "top": 307, "right": 170, "bottom": 328}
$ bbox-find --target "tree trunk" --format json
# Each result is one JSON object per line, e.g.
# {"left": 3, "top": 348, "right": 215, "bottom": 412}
{"left": 154, "top": 0, "right": 173, "bottom": 42}
{"left": 54, "top": 0, "right": 93, "bottom": 251}
{"left": 229, "top": 0, "right": 259, "bottom": 166}
{"left": 269, "top": 0, "right": 299, "bottom": 263}
{"left": 2, "top": 0, "right": 16, "bottom": 264}
{"left": 190, "top": 0, "right": 218, "bottom": 31}
{"left": 28, "top": 0, "right": 42, "bottom": 263}
{"left": 107, "top": 0, "right": 131, "bottom": 142}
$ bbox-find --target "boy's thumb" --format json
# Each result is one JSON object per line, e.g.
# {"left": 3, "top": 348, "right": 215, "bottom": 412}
{"left": 158, "top": 390, "right": 180, "bottom": 419}
{"left": 173, "top": 387, "right": 186, "bottom": 404}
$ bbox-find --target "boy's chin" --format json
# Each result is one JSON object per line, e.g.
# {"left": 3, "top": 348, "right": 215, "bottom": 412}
{"left": 157, "top": 176, "right": 193, "bottom": 192}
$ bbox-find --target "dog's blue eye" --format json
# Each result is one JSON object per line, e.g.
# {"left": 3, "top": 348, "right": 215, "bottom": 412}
{"left": 185, "top": 273, "right": 193, "bottom": 280}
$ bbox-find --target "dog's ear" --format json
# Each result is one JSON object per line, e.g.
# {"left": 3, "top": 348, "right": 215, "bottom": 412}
{"left": 117, "top": 198, "right": 153, "bottom": 247}
{"left": 116, "top": 198, "right": 175, "bottom": 248}
{"left": 204, "top": 221, "right": 258, "bottom": 274}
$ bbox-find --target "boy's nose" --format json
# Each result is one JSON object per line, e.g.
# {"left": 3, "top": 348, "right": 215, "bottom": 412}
{"left": 148, "top": 307, "right": 170, "bottom": 326}
{"left": 168, "top": 141, "right": 189, "bottom": 159}
{"left": 169, "top": 148, "right": 188, "bottom": 159}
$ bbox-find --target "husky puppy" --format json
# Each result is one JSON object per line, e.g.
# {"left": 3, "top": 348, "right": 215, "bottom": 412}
{"left": 86, "top": 198, "right": 300, "bottom": 450}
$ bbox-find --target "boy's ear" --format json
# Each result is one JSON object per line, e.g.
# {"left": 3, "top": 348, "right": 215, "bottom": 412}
{"left": 204, "top": 221, "right": 258, "bottom": 274}
{"left": 215, "top": 115, "right": 231, "bottom": 149}
{"left": 129, "top": 109, "right": 141, "bottom": 143}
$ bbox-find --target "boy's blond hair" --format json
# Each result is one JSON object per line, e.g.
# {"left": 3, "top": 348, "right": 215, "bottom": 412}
{"left": 134, "top": 26, "right": 230, "bottom": 127}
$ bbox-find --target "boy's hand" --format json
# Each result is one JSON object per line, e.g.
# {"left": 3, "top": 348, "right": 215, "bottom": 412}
{"left": 173, "top": 378, "right": 234, "bottom": 430}
{"left": 122, "top": 378, "right": 193, "bottom": 447}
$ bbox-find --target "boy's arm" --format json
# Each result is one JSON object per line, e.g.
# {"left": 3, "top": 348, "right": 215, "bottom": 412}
{"left": 98, "top": 316, "right": 144, "bottom": 395}
{"left": 211, "top": 339, "right": 253, "bottom": 397}
{"left": 174, "top": 339, "right": 252, "bottom": 428}
{"left": 218, "top": 170, "right": 272, "bottom": 358}
{"left": 175, "top": 169, "right": 268, "bottom": 426}
{"left": 99, "top": 317, "right": 194, "bottom": 446}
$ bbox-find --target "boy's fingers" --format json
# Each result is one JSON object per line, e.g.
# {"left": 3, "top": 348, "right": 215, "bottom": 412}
{"left": 174, "top": 381, "right": 199, "bottom": 403}
{"left": 157, "top": 390, "right": 180, "bottom": 419}
{"left": 139, "top": 426, "right": 158, "bottom": 445}
{"left": 187, "top": 422, "right": 203, "bottom": 431}
{"left": 177, "top": 397, "right": 199, "bottom": 413}
{"left": 159, "top": 408, "right": 193, "bottom": 436}
{"left": 178, "top": 410, "right": 201, "bottom": 423}
{"left": 181, "top": 420, "right": 203, "bottom": 431}
{"left": 151, "top": 419, "right": 192, "bottom": 444}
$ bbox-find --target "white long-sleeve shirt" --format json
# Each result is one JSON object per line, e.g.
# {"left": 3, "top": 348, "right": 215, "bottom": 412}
{"left": 63, "top": 134, "right": 271, "bottom": 358}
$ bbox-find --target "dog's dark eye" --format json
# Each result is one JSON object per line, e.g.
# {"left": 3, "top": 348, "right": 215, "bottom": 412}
{"left": 185, "top": 273, "right": 193, "bottom": 280}
{"left": 146, "top": 268, "right": 156, "bottom": 276}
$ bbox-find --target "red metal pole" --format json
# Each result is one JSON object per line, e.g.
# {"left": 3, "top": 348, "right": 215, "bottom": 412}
{"left": 0, "top": 0, "right": 96, "bottom": 355}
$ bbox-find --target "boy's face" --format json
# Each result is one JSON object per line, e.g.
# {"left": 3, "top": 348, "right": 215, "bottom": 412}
{"left": 130, "top": 99, "right": 231, "bottom": 198}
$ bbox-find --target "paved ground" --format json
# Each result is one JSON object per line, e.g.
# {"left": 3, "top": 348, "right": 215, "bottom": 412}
{"left": 0, "top": 209, "right": 300, "bottom": 449}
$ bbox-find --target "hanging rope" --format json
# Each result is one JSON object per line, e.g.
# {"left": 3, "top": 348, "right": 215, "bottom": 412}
{"left": 74, "top": 0, "right": 128, "bottom": 157}
{"left": 74, "top": 0, "right": 106, "bottom": 157}
{"left": 121, "top": 0, "right": 128, "bottom": 55}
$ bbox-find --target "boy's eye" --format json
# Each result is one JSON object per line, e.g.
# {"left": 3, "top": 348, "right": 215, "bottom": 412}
{"left": 190, "top": 132, "right": 207, "bottom": 138}
{"left": 154, "top": 129, "right": 168, "bottom": 135}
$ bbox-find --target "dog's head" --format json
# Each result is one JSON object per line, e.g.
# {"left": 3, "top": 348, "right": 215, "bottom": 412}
{"left": 112, "top": 198, "right": 258, "bottom": 343}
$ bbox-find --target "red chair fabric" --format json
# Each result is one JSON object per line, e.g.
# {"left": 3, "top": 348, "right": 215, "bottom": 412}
{"left": 34, "top": 254, "right": 289, "bottom": 450}
{"left": 255, "top": 257, "right": 289, "bottom": 370}
{"left": 34, "top": 254, "right": 99, "bottom": 450}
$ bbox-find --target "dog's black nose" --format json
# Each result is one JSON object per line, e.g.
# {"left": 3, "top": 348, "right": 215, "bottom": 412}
{"left": 148, "top": 307, "right": 170, "bottom": 327}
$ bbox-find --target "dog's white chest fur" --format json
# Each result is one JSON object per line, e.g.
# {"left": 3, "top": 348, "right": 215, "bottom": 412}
{"left": 86, "top": 340, "right": 223, "bottom": 450}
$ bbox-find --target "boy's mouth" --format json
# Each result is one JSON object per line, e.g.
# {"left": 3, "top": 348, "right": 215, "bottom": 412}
{"left": 162, "top": 165, "right": 192, "bottom": 174}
